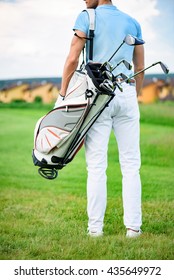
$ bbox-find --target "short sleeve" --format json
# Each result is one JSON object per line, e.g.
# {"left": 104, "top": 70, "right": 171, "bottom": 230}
{"left": 134, "top": 19, "right": 143, "bottom": 39}
{"left": 73, "top": 11, "right": 89, "bottom": 35}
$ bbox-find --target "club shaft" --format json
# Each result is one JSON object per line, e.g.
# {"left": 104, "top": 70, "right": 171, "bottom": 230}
{"left": 112, "top": 61, "right": 122, "bottom": 71}
{"left": 124, "top": 62, "right": 160, "bottom": 81}
{"left": 108, "top": 41, "right": 124, "bottom": 62}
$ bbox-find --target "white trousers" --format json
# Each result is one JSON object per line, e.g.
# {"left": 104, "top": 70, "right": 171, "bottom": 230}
{"left": 85, "top": 83, "right": 142, "bottom": 233}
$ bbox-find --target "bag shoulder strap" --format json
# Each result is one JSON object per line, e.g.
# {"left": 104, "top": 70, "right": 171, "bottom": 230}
{"left": 85, "top": 8, "right": 95, "bottom": 35}
{"left": 83, "top": 8, "right": 95, "bottom": 61}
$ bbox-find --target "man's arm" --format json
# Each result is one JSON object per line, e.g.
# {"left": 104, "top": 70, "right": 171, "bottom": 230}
{"left": 133, "top": 44, "right": 145, "bottom": 96}
{"left": 60, "top": 31, "right": 87, "bottom": 97}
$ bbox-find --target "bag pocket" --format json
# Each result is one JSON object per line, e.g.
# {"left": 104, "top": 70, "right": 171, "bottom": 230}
{"left": 35, "top": 126, "right": 69, "bottom": 154}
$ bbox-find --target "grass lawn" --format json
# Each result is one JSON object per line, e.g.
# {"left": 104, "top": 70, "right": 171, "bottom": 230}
{"left": 0, "top": 102, "right": 174, "bottom": 260}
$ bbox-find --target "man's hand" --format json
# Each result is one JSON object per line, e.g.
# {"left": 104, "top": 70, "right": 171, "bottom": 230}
{"left": 54, "top": 94, "right": 65, "bottom": 108}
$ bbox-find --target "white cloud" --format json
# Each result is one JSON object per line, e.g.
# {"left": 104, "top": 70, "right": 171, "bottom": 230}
{"left": 0, "top": 0, "right": 85, "bottom": 78}
{"left": 0, "top": 0, "right": 173, "bottom": 79}
{"left": 114, "top": 0, "right": 174, "bottom": 73}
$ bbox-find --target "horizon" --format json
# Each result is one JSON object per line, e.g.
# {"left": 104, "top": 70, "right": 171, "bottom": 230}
{"left": 0, "top": 72, "right": 173, "bottom": 82}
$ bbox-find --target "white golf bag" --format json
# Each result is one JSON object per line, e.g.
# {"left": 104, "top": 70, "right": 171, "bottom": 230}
{"left": 32, "top": 62, "right": 115, "bottom": 179}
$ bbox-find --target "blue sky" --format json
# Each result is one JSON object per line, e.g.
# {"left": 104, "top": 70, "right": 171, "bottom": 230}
{"left": 0, "top": 0, "right": 173, "bottom": 79}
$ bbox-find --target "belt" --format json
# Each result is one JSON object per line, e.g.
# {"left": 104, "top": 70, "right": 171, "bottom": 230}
{"left": 115, "top": 78, "right": 135, "bottom": 84}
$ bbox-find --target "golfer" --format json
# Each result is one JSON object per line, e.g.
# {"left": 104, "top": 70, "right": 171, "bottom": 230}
{"left": 58, "top": 0, "right": 144, "bottom": 238}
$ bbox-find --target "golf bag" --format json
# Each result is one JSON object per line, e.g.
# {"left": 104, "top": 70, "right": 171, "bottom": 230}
{"left": 32, "top": 63, "right": 115, "bottom": 179}
{"left": 32, "top": 9, "right": 116, "bottom": 179}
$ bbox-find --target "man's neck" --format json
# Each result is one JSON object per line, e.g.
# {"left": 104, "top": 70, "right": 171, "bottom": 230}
{"left": 98, "top": 0, "right": 113, "bottom": 6}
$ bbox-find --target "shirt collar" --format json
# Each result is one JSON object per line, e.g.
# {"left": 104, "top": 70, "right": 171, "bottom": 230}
{"left": 96, "top": 5, "right": 118, "bottom": 11}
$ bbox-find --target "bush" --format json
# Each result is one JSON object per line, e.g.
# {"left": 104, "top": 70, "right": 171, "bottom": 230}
{"left": 34, "top": 96, "right": 42, "bottom": 103}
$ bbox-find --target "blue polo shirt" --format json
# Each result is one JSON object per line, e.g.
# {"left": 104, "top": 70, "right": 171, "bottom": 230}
{"left": 73, "top": 5, "right": 143, "bottom": 76}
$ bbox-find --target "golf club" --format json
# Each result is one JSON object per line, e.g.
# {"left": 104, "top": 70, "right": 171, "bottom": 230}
{"left": 99, "top": 61, "right": 113, "bottom": 72}
{"left": 112, "top": 59, "right": 132, "bottom": 71}
{"left": 108, "top": 34, "right": 145, "bottom": 63}
{"left": 99, "top": 79, "right": 115, "bottom": 92}
{"left": 101, "top": 60, "right": 131, "bottom": 82}
{"left": 115, "top": 73, "right": 129, "bottom": 81}
{"left": 102, "top": 70, "right": 114, "bottom": 80}
{"left": 122, "top": 61, "right": 169, "bottom": 83}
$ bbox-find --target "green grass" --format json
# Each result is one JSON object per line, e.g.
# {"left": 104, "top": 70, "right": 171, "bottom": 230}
{"left": 0, "top": 102, "right": 174, "bottom": 260}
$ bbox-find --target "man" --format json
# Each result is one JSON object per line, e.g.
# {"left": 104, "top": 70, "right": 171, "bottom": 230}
{"left": 57, "top": 0, "right": 144, "bottom": 238}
